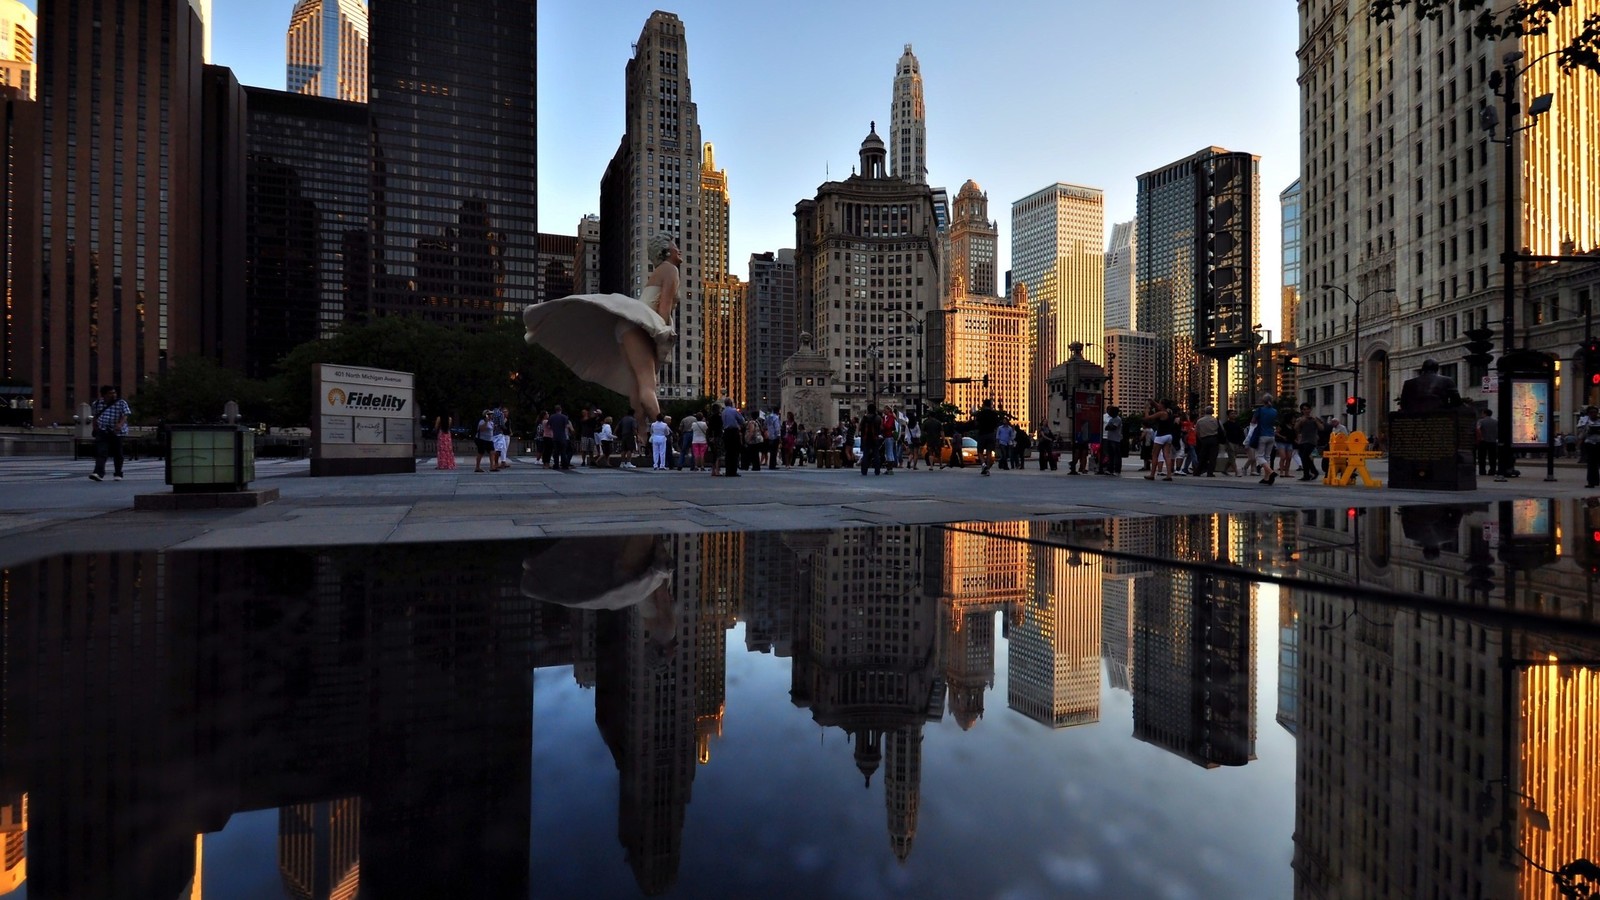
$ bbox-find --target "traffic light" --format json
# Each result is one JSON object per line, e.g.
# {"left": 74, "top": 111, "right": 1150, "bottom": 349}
{"left": 1463, "top": 328, "right": 1495, "bottom": 368}
{"left": 1356, "top": 397, "right": 1367, "bottom": 414}
{"left": 1345, "top": 396, "right": 1358, "bottom": 415}
{"left": 1581, "top": 338, "right": 1600, "bottom": 385}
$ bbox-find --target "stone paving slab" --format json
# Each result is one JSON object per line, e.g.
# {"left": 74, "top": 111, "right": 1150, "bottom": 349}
{"left": 0, "top": 454, "right": 1588, "bottom": 563}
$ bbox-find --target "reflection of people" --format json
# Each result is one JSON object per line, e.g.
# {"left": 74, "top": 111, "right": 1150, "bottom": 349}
{"left": 523, "top": 231, "right": 680, "bottom": 419}
{"left": 1398, "top": 358, "right": 1460, "bottom": 413}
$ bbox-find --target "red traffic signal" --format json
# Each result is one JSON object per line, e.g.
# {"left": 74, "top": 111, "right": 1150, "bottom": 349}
{"left": 1345, "top": 396, "right": 1358, "bottom": 415}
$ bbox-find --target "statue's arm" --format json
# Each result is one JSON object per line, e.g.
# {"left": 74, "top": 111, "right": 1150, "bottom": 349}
{"left": 657, "top": 266, "right": 679, "bottom": 319}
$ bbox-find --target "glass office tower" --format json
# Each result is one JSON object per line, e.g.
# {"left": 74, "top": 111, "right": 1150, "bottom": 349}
{"left": 368, "top": 0, "right": 535, "bottom": 324}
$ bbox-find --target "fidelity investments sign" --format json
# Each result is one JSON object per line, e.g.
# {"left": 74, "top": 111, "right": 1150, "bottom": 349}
{"left": 313, "top": 365, "right": 415, "bottom": 466}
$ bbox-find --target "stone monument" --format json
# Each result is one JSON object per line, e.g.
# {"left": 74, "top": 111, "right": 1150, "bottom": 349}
{"left": 1388, "top": 358, "right": 1476, "bottom": 490}
{"left": 779, "top": 333, "right": 835, "bottom": 433}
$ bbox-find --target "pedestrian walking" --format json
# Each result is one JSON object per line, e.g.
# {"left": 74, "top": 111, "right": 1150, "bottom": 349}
{"left": 1476, "top": 409, "right": 1499, "bottom": 476}
{"left": 88, "top": 384, "right": 131, "bottom": 481}
{"left": 1582, "top": 406, "right": 1600, "bottom": 488}
{"left": 1195, "top": 406, "right": 1221, "bottom": 476}
{"left": 975, "top": 399, "right": 1001, "bottom": 475}
{"left": 549, "top": 406, "right": 573, "bottom": 469}
{"left": 1295, "top": 403, "right": 1326, "bottom": 480}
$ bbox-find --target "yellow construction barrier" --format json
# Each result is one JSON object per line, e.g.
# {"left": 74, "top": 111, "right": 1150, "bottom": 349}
{"left": 1322, "top": 431, "right": 1383, "bottom": 487}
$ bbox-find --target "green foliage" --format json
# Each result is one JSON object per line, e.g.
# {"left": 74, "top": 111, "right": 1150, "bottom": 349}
{"left": 1369, "top": 0, "right": 1600, "bottom": 73}
{"left": 133, "top": 356, "right": 269, "bottom": 424}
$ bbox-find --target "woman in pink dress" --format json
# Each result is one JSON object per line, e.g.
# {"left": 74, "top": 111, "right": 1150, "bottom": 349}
{"left": 434, "top": 415, "right": 457, "bottom": 470}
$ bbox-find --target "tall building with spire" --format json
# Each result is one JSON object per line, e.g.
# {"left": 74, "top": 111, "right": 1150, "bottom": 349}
{"left": 890, "top": 44, "right": 925, "bottom": 183}
{"left": 0, "top": 0, "right": 35, "bottom": 99}
{"left": 1012, "top": 183, "right": 1105, "bottom": 423}
{"left": 701, "top": 141, "right": 743, "bottom": 399}
{"left": 950, "top": 180, "right": 997, "bottom": 297}
{"left": 286, "top": 0, "right": 369, "bottom": 103}
{"left": 599, "top": 12, "right": 703, "bottom": 401}
{"left": 367, "top": 0, "right": 535, "bottom": 324}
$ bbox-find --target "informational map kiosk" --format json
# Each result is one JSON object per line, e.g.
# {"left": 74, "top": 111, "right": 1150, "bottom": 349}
{"left": 311, "top": 364, "right": 417, "bottom": 477}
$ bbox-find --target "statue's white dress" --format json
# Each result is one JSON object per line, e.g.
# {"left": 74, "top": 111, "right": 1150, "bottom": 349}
{"left": 522, "top": 287, "right": 676, "bottom": 399}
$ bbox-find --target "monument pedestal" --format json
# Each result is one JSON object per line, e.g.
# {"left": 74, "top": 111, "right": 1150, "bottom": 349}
{"left": 1387, "top": 410, "right": 1477, "bottom": 490}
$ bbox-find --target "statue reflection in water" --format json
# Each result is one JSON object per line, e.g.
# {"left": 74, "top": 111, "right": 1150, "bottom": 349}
{"left": 522, "top": 533, "right": 680, "bottom": 663}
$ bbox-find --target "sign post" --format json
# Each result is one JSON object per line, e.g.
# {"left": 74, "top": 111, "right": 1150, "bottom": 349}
{"left": 311, "top": 364, "right": 417, "bottom": 477}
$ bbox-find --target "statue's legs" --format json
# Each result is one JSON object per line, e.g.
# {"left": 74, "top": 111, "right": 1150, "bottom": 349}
{"left": 619, "top": 328, "right": 661, "bottom": 420}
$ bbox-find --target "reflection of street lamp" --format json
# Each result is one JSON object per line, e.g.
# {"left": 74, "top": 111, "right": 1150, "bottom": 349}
{"left": 1324, "top": 285, "right": 1394, "bottom": 430}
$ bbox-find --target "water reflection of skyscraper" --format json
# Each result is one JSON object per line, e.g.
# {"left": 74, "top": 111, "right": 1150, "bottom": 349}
{"left": 789, "top": 527, "right": 939, "bottom": 861}
{"left": 1132, "top": 515, "right": 1257, "bottom": 767}
{"left": 1008, "top": 521, "right": 1103, "bottom": 728}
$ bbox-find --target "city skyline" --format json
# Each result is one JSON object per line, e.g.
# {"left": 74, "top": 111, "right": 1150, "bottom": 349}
{"left": 15, "top": 0, "right": 1301, "bottom": 336}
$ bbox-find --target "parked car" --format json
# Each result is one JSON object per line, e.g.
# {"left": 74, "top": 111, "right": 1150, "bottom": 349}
{"left": 933, "top": 436, "right": 978, "bottom": 465}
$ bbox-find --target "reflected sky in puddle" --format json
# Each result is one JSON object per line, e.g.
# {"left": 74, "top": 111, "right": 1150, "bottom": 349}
{"left": 0, "top": 501, "right": 1595, "bottom": 898}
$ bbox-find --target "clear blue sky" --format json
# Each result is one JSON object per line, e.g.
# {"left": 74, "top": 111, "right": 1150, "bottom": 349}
{"left": 20, "top": 0, "right": 1301, "bottom": 334}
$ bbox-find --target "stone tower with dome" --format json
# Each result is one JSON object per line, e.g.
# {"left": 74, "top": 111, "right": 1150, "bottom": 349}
{"left": 950, "top": 179, "right": 998, "bottom": 298}
{"left": 793, "top": 123, "right": 941, "bottom": 422}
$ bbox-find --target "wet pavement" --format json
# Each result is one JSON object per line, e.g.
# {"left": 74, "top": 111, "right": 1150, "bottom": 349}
{"left": 0, "top": 495, "right": 1595, "bottom": 898}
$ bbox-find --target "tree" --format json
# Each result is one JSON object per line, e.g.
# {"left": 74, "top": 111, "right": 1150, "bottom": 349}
{"left": 1370, "top": 0, "right": 1600, "bottom": 73}
{"left": 135, "top": 356, "right": 269, "bottom": 424}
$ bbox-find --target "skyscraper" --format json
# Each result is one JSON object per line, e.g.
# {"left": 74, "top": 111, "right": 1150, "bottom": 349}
{"left": 1296, "top": 4, "right": 1600, "bottom": 422}
{"left": 368, "top": 0, "right": 535, "bottom": 323}
{"left": 949, "top": 180, "right": 997, "bottom": 297}
{"left": 0, "top": 85, "right": 37, "bottom": 388}
{"left": 700, "top": 141, "right": 742, "bottom": 399}
{"left": 34, "top": 0, "right": 208, "bottom": 425}
{"left": 1136, "top": 147, "right": 1259, "bottom": 411}
{"left": 0, "top": 0, "right": 35, "bottom": 99}
{"left": 1104, "top": 219, "right": 1136, "bottom": 330}
{"left": 890, "top": 44, "right": 925, "bottom": 183}
{"left": 244, "top": 87, "right": 369, "bottom": 377}
{"left": 286, "top": 0, "right": 369, "bottom": 103}
{"left": 600, "top": 12, "right": 704, "bottom": 401}
{"left": 1011, "top": 183, "right": 1105, "bottom": 424}
{"left": 745, "top": 249, "right": 797, "bottom": 409}
{"left": 794, "top": 126, "right": 940, "bottom": 422}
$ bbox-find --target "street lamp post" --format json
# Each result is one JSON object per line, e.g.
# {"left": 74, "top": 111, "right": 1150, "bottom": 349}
{"left": 1324, "top": 285, "right": 1395, "bottom": 431}
{"left": 1485, "top": 50, "right": 1554, "bottom": 478}
{"left": 866, "top": 341, "right": 882, "bottom": 412}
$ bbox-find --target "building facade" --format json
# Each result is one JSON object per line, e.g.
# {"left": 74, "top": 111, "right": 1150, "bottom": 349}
{"left": 600, "top": 11, "right": 703, "bottom": 402}
{"left": 0, "top": 0, "right": 34, "bottom": 99}
{"left": 1103, "top": 328, "right": 1156, "bottom": 413}
{"left": 368, "top": 0, "right": 535, "bottom": 323}
{"left": 1011, "top": 183, "right": 1105, "bottom": 426}
{"left": 286, "top": 0, "right": 368, "bottom": 103}
{"left": 1294, "top": 2, "right": 1600, "bottom": 435}
{"left": 949, "top": 179, "right": 997, "bottom": 298}
{"left": 535, "top": 233, "right": 578, "bottom": 304}
{"left": 0, "top": 86, "right": 36, "bottom": 389}
{"left": 745, "top": 249, "right": 797, "bottom": 409}
{"left": 575, "top": 214, "right": 601, "bottom": 295}
{"left": 889, "top": 44, "right": 925, "bottom": 184}
{"left": 946, "top": 290, "right": 1028, "bottom": 421}
{"left": 34, "top": 0, "right": 208, "bottom": 425}
{"left": 700, "top": 141, "right": 739, "bottom": 399}
{"left": 1104, "top": 219, "right": 1136, "bottom": 331}
{"left": 794, "top": 126, "right": 940, "bottom": 422}
{"left": 1136, "top": 147, "right": 1260, "bottom": 412}
{"left": 244, "top": 87, "right": 369, "bottom": 378}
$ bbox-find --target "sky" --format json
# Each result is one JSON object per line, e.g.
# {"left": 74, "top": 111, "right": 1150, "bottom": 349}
{"left": 18, "top": 0, "right": 1303, "bottom": 334}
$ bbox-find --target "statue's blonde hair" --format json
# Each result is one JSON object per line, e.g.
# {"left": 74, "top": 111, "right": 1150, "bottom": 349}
{"left": 648, "top": 231, "right": 677, "bottom": 264}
